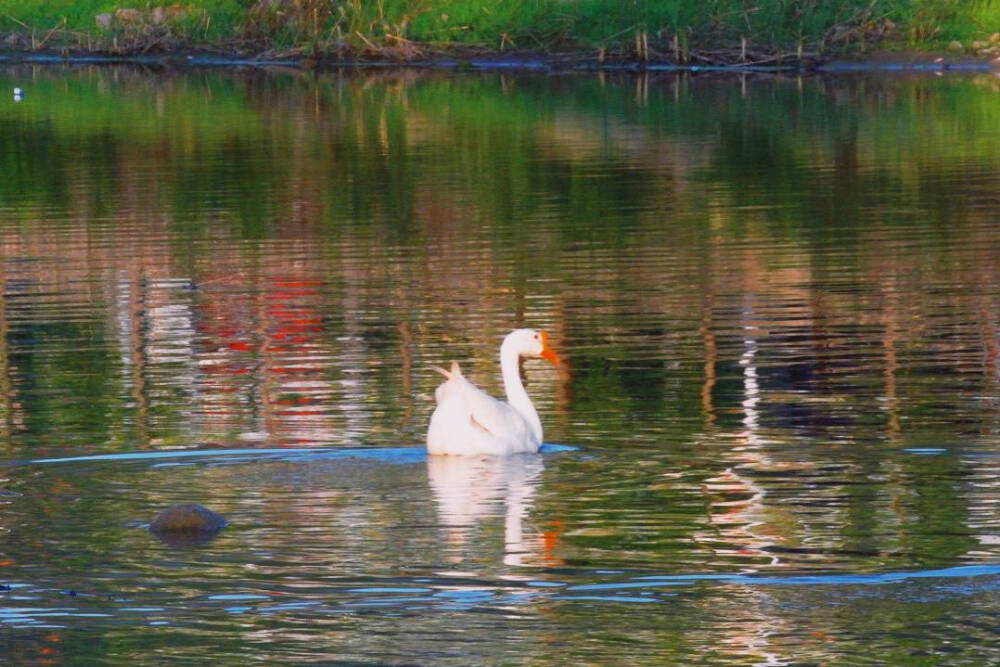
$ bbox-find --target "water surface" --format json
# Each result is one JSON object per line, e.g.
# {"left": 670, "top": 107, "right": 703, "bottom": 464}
{"left": 2, "top": 65, "right": 1000, "bottom": 663}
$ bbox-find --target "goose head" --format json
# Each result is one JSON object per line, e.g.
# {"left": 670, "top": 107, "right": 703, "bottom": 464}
{"left": 503, "top": 329, "right": 562, "bottom": 366}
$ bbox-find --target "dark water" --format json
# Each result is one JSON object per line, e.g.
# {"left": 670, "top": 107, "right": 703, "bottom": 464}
{"left": 2, "top": 64, "right": 1000, "bottom": 663}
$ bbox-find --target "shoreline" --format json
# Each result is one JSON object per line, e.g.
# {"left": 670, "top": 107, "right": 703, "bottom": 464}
{"left": 2, "top": 50, "right": 1000, "bottom": 74}
{"left": 3, "top": 0, "right": 1000, "bottom": 79}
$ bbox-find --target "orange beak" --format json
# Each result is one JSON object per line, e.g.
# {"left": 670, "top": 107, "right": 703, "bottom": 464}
{"left": 539, "top": 330, "right": 562, "bottom": 366}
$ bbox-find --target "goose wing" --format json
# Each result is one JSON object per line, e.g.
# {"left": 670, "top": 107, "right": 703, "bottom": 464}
{"left": 432, "top": 362, "right": 524, "bottom": 437}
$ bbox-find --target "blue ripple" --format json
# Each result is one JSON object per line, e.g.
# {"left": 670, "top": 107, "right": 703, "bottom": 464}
{"left": 24, "top": 443, "right": 578, "bottom": 467}
{"left": 636, "top": 564, "right": 1000, "bottom": 587}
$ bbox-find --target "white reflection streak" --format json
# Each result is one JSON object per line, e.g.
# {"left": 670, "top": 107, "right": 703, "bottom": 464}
{"left": 115, "top": 272, "right": 133, "bottom": 374}
{"left": 725, "top": 307, "right": 785, "bottom": 666}
{"left": 739, "top": 324, "right": 760, "bottom": 436}
{"left": 427, "top": 454, "right": 544, "bottom": 566}
{"left": 336, "top": 336, "right": 369, "bottom": 443}
{"left": 147, "top": 279, "right": 196, "bottom": 368}
{"left": 735, "top": 315, "right": 774, "bottom": 563}
{"left": 334, "top": 258, "right": 370, "bottom": 444}
{"left": 115, "top": 274, "right": 199, "bottom": 415}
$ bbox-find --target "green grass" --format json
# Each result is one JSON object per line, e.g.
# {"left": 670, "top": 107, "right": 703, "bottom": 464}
{"left": 1, "top": 0, "right": 1000, "bottom": 58}
{"left": 0, "top": 0, "right": 245, "bottom": 44}
{"left": 0, "top": 1, "right": 235, "bottom": 31}
{"left": 905, "top": 0, "right": 1000, "bottom": 42}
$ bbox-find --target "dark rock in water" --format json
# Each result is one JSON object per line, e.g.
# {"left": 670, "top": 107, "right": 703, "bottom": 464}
{"left": 149, "top": 503, "right": 227, "bottom": 547}
{"left": 150, "top": 503, "right": 227, "bottom": 532}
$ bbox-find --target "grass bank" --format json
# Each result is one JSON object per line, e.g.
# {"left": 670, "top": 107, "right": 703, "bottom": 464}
{"left": 1, "top": 1, "right": 1000, "bottom": 65}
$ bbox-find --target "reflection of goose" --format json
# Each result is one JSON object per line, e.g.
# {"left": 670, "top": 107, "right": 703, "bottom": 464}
{"left": 427, "top": 454, "right": 546, "bottom": 565}
{"left": 427, "top": 329, "right": 561, "bottom": 456}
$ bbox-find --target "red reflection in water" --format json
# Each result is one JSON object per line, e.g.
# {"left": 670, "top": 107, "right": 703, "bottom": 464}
{"left": 191, "top": 273, "right": 339, "bottom": 445}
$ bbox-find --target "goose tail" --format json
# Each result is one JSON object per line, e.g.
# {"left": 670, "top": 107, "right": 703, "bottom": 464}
{"left": 430, "top": 360, "right": 463, "bottom": 380}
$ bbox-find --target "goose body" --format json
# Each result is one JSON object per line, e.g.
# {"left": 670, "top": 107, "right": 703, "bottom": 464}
{"left": 427, "top": 329, "right": 560, "bottom": 456}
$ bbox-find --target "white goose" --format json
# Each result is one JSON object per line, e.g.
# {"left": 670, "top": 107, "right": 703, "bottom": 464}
{"left": 427, "top": 329, "right": 561, "bottom": 456}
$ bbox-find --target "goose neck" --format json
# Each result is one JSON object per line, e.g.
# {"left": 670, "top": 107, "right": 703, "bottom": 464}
{"left": 500, "top": 342, "right": 527, "bottom": 405}
{"left": 500, "top": 338, "right": 542, "bottom": 442}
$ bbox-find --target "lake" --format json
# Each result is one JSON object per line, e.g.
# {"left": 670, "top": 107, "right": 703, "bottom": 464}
{"left": 2, "top": 63, "right": 1000, "bottom": 663}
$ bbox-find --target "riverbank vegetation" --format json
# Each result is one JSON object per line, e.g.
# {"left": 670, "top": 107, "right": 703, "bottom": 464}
{"left": 1, "top": 0, "right": 999, "bottom": 64}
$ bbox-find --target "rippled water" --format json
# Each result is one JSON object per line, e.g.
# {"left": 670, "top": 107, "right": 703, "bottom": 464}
{"left": 2, "top": 64, "right": 1000, "bottom": 662}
